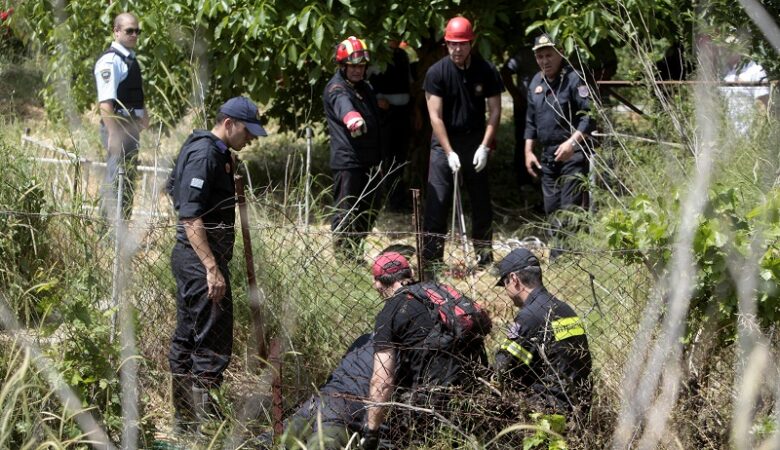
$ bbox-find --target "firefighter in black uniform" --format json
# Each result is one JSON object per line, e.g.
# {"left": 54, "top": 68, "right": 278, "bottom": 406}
{"left": 166, "top": 96, "right": 266, "bottom": 433}
{"left": 323, "top": 36, "right": 382, "bottom": 261}
{"left": 422, "top": 16, "right": 504, "bottom": 275}
{"left": 94, "top": 12, "right": 148, "bottom": 220}
{"left": 369, "top": 40, "right": 414, "bottom": 211}
{"left": 493, "top": 248, "right": 592, "bottom": 416}
{"left": 524, "top": 34, "right": 595, "bottom": 253}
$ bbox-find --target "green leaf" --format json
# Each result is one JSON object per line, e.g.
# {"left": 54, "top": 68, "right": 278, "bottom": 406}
{"left": 313, "top": 23, "right": 324, "bottom": 48}
{"left": 298, "top": 8, "right": 311, "bottom": 34}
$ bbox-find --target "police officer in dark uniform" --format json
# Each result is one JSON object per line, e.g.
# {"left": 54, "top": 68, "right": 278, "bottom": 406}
{"left": 369, "top": 40, "right": 414, "bottom": 211}
{"left": 524, "top": 34, "right": 594, "bottom": 252}
{"left": 323, "top": 36, "right": 382, "bottom": 261}
{"left": 166, "top": 96, "right": 266, "bottom": 432}
{"left": 493, "top": 248, "right": 592, "bottom": 415}
{"left": 94, "top": 12, "right": 148, "bottom": 220}
{"left": 422, "top": 16, "right": 504, "bottom": 275}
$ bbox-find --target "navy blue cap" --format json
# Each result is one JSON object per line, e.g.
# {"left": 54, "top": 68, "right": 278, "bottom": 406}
{"left": 532, "top": 33, "right": 556, "bottom": 52}
{"left": 219, "top": 96, "right": 267, "bottom": 137}
{"left": 495, "top": 248, "right": 540, "bottom": 286}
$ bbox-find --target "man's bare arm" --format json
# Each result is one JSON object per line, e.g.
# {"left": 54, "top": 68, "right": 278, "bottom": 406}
{"left": 182, "top": 217, "right": 226, "bottom": 303}
{"left": 481, "top": 94, "right": 502, "bottom": 148}
{"left": 366, "top": 348, "right": 396, "bottom": 430}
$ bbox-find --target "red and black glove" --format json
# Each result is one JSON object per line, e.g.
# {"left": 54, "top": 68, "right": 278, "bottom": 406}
{"left": 343, "top": 111, "right": 367, "bottom": 138}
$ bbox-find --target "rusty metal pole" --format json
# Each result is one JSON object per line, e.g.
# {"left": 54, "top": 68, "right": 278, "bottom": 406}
{"left": 411, "top": 188, "right": 424, "bottom": 282}
{"left": 270, "top": 338, "right": 283, "bottom": 438}
{"left": 235, "top": 174, "right": 268, "bottom": 368}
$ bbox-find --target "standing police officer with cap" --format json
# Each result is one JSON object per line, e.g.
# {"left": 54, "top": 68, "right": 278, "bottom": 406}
{"left": 323, "top": 36, "right": 382, "bottom": 261}
{"left": 493, "top": 248, "right": 592, "bottom": 415}
{"left": 94, "top": 12, "right": 148, "bottom": 220}
{"left": 422, "top": 16, "right": 504, "bottom": 276}
{"left": 166, "top": 96, "right": 266, "bottom": 433}
{"left": 524, "top": 34, "right": 594, "bottom": 254}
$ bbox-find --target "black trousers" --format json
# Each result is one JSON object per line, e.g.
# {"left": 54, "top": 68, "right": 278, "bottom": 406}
{"left": 540, "top": 145, "right": 590, "bottom": 215}
{"left": 169, "top": 242, "right": 233, "bottom": 387}
{"left": 331, "top": 167, "right": 380, "bottom": 257}
{"left": 380, "top": 104, "right": 412, "bottom": 210}
{"left": 422, "top": 132, "right": 493, "bottom": 267}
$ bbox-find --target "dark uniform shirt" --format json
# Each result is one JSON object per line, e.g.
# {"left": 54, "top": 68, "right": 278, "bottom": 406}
{"left": 323, "top": 70, "right": 382, "bottom": 170}
{"left": 423, "top": 54, "right": 504, "bottom": 139}
{"left": 167, "top": 130, "right": 236, "bottom": 259}
{"left": 525, "top": 66, "right": 593, "bottom": 146}
{"left": 494, "top": 286, "right": 592, "bottom": 412}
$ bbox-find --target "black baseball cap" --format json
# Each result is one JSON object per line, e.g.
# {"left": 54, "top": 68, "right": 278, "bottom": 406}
{"left": 219, "top": 96, "right": 267, "bottom": 137}
{"left": 532, "top": 33, "right": 556, "bottom": 52}
{"left": 494, "top": 248, "right": 540, "bottom": 286}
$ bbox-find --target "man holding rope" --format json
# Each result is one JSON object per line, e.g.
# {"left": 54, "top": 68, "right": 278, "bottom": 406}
{"left": 421, "top": 16, "right": 503, "bottom": 278}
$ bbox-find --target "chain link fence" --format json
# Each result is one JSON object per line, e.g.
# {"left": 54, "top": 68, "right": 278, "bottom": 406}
{"left": 0, "top": 138, "right": 701, "bottom": 448}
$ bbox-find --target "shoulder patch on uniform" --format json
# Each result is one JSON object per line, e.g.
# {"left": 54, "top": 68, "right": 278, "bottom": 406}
{"left": 534, "top": 85, "right": 543, "bottom": 94}
{"left": 578, "top": 85, "right": 589, "bottom": 98}
{"left": 100, "top": 69, "right": 111, "bottom": 82}
{"left": 190, "top": 178, "right": 205, "bottom": 189}
{"left": 474, "top": 83, "right": 484, "bottom": 95}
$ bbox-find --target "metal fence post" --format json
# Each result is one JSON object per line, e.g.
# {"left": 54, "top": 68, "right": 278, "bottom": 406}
{"left": 110, "top": 167, "right": 124, "bottom": 344}
{"left": 304, "top": 126, "right": 313, "bottom": 230}
{"left": 236, "top": 174, "right": 268, "bottom": 366}
{"left": 412, "top": 189, "right": 424, "bottom": 281}
{"left": 270, "top": 338, "right": 283, "bottom": 438}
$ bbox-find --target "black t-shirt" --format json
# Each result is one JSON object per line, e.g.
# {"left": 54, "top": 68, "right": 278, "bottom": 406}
{"left": 373, "top": 290, "right": 435, "bottom": 389}
{"left": 167, "top": 130, "right": 236, "bottom": 259}
{"left": 423, "top": 54, "right": 504, "bottom": 136}
{"left": 321, "top": 333, "right": 374, "bottom": 398}
{"left": 373, "top": 285, "right": 487, "bottom": 388}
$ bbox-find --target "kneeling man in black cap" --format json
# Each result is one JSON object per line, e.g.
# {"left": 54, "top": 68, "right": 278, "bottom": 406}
{"left": 493, "top": 248, "right": 592, "bottom": 416}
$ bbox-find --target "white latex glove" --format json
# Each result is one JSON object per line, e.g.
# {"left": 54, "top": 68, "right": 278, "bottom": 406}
{"left": 447, "top": 151, "right": 461, "bottom": 173}
{"left": 473, "top": 144, "right": 490, "bottom": 172}
{"left": 346, "top": 116, "right": 367, "bottom": 138}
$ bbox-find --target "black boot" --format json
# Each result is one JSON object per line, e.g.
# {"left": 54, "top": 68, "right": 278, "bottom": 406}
{"left": 171, "top": 375, "right": 196, "bottom": 435}
{"left": 191, "top": 385, "right": 222, "bottom": 434}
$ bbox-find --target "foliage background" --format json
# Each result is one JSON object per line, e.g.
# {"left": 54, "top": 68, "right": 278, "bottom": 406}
{"left": 6, "top": 0, "right": 779, "bottom": 127}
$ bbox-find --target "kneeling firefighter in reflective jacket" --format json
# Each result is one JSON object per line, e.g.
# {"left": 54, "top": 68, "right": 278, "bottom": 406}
{"left": 493, "top": 248, "right": 592, "bottom": 415}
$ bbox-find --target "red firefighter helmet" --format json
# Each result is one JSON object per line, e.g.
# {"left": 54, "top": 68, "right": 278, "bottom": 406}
{"left": 335, "top": 36, "right": 370, "bottom": 65}
{"left": 444, "top": 16, "right": 475, "bottom": 42}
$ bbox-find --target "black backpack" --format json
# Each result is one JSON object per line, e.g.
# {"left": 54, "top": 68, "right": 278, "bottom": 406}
{"left": 401, "top": 282, "right": 492, "bottom": 350}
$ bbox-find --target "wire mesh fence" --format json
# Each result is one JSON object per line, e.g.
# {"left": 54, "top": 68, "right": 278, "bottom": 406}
{"left": 0, "top": 200, "right": 656, "bottom": 446}
{"left": 0, "top": 141, "right": 698, "bottom": 448}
